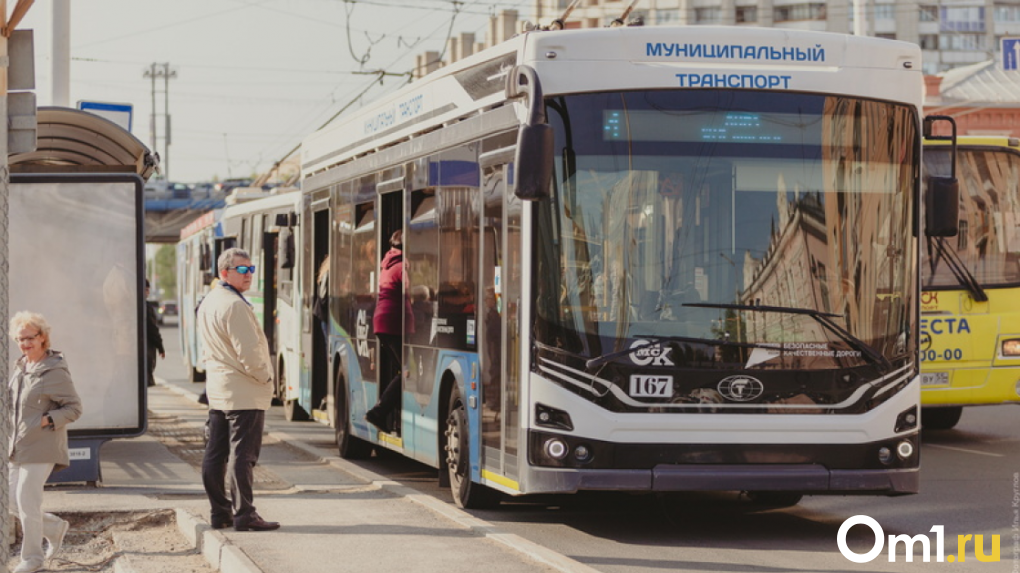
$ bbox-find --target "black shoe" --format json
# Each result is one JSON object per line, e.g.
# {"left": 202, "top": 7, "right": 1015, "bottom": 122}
{"left": 198, "top": 392, "right": 209, "bottom": 405}
{"left": 234, "top": 514, "right": 280, "bottom": 532}
{"left": 211, "top": 516, "right": 232, "bottom": 530}
{"left": 364, "top": 408, "right": 388, "bottom": 432}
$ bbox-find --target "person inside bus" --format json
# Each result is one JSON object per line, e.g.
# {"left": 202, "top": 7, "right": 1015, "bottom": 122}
{"left": 314, "top": 257, "right": 330, "bottom": 338}
{"left": 365, "top": 230, "right": 414, "bottom": 433}
{"left": 410, "top": 285, "right": 433, "bottom": 346}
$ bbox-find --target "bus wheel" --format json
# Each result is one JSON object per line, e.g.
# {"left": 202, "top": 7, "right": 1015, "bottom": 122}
{"left": 745, "top": 491, "right": 803, "bottom": 509}
{"left": 444, "top": 390, "right": 501, "bottom": 509}
{"left": 922, "top": 406, "right": 963, "bottom": 430}
{"left": 280, "top": 366, "right": 309, "bottom": 422}
{"left": 336, "top": 373, "right": 372, "bottom": 459}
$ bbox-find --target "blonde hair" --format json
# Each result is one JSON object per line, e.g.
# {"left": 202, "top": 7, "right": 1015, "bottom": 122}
{"left": 10, "top": 311, "right": 52, "bottom": 351}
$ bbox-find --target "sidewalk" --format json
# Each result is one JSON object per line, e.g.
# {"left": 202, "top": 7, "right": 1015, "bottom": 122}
{"left": 42, "top": 380, "right": 594, "bottom": 573}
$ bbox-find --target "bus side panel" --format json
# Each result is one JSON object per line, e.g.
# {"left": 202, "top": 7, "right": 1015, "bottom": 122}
{"left": 921, "top": 289, "right": 1020, "bottom": 406}
{"left": 407, "top": 351, "right": 475, "bottom": 468}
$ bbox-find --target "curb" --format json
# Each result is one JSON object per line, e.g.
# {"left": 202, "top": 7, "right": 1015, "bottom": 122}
{"left": 155, "top": 378, "right": 599, "bottom": 573}
{"left": 176, "top": 508, "right": 262, "bottom": 573}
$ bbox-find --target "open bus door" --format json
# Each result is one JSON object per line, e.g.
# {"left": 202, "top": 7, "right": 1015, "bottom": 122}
{"left": 310, "top": 206, "right": 330, "bottom": 422}
{"left": 262, "top": 230, "right": 279, "bottom": 380}
{"left": 377, "top": 190, "right": 405, "bottom": 438}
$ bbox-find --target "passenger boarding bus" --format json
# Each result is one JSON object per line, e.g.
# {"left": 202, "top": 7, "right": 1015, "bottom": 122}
{"left": 176, "top": 190, "right": 303, "bottom": 400}
{"left": 296, "top": 25, "right": 957, "bottom": 508}
{"left": 920, "top": 135, "right": 1020, "bottom": 429}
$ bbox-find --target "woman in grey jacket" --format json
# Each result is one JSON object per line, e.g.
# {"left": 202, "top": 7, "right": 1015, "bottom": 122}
{"left": 8, "top": 311, "right": 83, "bottom": 573}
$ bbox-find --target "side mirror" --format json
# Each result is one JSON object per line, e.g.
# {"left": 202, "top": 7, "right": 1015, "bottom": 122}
{"left": 925, "top": 176, "right": 959, "bottom": 237}
{"left": 507, "top": 65, "right": 553, "bottom": 201}
{"left": 514, "top": 123, "right": 554, "bottom": 201}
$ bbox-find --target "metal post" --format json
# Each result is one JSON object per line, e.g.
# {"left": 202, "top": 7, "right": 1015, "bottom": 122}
{"left": 162, "top": 63, "right": 175, "bottom": 180}
{"left": 0, "top": 4, "right": 11, "bottom": 570}
{"left": 853, "top": 0, "right": 866, "bottom": 36}
{"left": 52, "top": 0, "right": 70, "bottom": 107}
{"left": 144, "top": 63, "right": 157, "bottom": 157}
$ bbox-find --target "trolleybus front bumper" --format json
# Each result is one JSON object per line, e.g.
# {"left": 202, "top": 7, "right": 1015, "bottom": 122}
{"left": 527, "top": 465, "right": 918, "bottom": 495}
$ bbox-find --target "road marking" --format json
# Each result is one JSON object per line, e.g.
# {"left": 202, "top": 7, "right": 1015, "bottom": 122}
{"left": 926, "top": 443, "right": 1004, "bottom": 457}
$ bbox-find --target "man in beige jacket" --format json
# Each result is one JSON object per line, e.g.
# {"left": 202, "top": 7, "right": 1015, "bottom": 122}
{"left": 198, "top": 247, "right": 280, "bottom": 532}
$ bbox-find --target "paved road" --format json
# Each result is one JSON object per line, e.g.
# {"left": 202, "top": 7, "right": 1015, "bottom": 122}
{"left": 155, "top": 324, "right": 1020, "bottom": 573}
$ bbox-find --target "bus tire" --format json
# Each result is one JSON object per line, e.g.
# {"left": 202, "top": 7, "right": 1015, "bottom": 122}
{"left": 335, "top": 372, "right": 372, "bottom": 459}
{"left": 922, "top": 406, "right": 963, "bottom": 430}
{"left": 280, "top": 365, "right": 309, "bottom": 421}
{"left": 444, "top": 389, "right": 501, "bottom": 509}
{"left": 745, "top": 491, "right": 803, "bottom": 509}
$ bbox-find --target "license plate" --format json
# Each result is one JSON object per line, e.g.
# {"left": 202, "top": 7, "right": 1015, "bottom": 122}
{"left": 921, "top": 372, "right": 949, "bottom": 387}
{"left": 629, "top": 375, "right": 673, "bottom": 398}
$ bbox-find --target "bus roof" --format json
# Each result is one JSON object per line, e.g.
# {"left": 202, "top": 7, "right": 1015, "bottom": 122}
{"left": 301, "top": 25, "right": 923, "bottom": 177}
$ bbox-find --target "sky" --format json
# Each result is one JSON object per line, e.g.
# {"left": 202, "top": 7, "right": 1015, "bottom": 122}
{"left": 19, "top": 0, "right": 536, "bottom": 184}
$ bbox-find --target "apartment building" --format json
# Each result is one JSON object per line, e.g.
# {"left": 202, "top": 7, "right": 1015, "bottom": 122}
{"left": 533, "top": 0, "right": 1020, "bottom": 74}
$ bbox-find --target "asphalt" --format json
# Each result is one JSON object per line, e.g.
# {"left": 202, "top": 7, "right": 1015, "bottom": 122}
{"left": 40, "top": 372, "right": 598, "bottom": 573}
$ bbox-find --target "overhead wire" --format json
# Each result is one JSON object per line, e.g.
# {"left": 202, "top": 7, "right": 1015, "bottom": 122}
{"left": 256, "top": 0, "right": 535, "bottom": 178}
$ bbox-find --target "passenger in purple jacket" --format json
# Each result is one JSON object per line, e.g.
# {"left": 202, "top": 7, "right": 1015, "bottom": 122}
{"left": 366, "top": 230, "right": 414, "bottom": 433}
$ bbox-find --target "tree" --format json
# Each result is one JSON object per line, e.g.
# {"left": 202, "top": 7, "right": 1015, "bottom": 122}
{"left": 154, "top": 244, "right": 177, "bottom": 300}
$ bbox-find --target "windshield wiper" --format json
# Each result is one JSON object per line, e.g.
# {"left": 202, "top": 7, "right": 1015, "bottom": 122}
{"left": 583, "top": 334, "right": 781, "bottom": 370}
{"left": 926, "top": 237, "right": 988, "bottom": 302}
{"left": 683, "top": 302, "right": 891, "bottom": 371}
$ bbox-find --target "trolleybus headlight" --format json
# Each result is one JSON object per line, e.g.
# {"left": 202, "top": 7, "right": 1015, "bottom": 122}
{"left": 896, "top": 440, "right": 914, "bottom": 460}
{"left": 895, "top": 406, "right": 919, "bottom": 432}
{"left": 545, "top": 438, "right": 568, "bottom": 460}
{"left": 877, "top": 447, "right": 893, "bottom": 465}
{"left": 1001, "top": 338, "right": 1020, "bottom": 357}
{"left": 573, "top": 444, "right": 592, "bottom": 463}
{"left": 535, "top": 403, "right": 574, "bottom": 431}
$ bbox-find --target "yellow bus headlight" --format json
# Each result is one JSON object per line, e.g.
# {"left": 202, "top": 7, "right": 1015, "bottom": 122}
{"left": 1002, "top": 339, "right": 1020, "bottom": 357}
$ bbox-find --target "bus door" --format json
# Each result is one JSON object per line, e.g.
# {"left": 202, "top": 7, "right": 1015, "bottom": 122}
{"left": 479, "top": 161, "right": 520, "bottom": 488}
{"left": 378, "top": 186, "right": 405, "bottom": 437}
{"left": 262, "top": 227, "right": 279, "bottom": 365}
{"left": 310, "top": 205, "right": 330, "bottom": 422}
{"left": 214, "top": 236, "right": 236, "bottom": 265}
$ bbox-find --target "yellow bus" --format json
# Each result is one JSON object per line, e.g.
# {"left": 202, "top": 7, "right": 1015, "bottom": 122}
{"left": 921, "top": 135, "right": 1020, "bottom": 429}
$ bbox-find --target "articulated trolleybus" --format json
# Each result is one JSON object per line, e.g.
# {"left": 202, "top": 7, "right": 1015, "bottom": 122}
{"left": 920, "top": 136, "right": 1020, "bottom": 429}
{"left": 298, "top": 25, "right": 958, "bottom": 508}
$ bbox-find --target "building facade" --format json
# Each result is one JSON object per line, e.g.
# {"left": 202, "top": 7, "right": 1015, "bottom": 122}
{"left": 533, "top": 0, "right": 1020, "bottom": 74}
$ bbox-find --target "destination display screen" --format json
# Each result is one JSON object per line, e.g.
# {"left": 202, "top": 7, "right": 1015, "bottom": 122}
{"left": 603, "top": 110, "right": 823, "bottom": 145}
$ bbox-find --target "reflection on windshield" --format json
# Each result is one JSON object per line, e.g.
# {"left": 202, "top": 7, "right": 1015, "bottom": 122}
{"left": 535, "top": 89, "right": 916, "bottom": 369}
{"left": 922, "top": 148, "right": 1020, "bottom": 287}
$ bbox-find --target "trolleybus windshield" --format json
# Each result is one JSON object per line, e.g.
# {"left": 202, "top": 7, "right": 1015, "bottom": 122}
{"left": 922, "top": 146, "right": 1020, "bottom": 288}
{"left": 536, "top": 89, "right": 917, "bottom": 372}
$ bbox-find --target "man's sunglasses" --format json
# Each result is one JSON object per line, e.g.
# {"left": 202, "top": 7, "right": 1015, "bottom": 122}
{"left": 230, "top": 265, "right": 257, "bottom": 275}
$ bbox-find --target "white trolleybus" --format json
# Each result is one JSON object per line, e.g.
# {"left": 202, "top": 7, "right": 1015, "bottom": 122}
{"left": 296, "top": 24, "right": 959, "bottom": 508}
{"left": 177, "top": 190, "right": 304, "bottom": 402}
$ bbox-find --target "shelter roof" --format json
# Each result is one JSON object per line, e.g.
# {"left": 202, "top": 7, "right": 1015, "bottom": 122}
{"left": 10, "top": 107, "right": 158, "bottom": 180}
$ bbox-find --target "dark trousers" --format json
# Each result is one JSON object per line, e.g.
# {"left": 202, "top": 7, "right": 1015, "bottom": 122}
{"left": 146, "top": 346, "right": 158, "bottom": 386}
{"left": 373, "top": 333, "right": 402, "bottom": 414}
{"left": 202, "top": 409, "right": 265, "bottom": 524}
